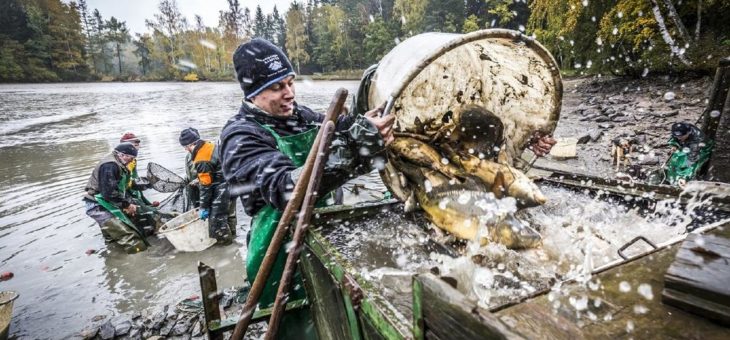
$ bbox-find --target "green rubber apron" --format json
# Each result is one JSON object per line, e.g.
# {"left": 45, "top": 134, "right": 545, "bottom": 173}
{"left": 247, "top": 122, "right": 318, "bottom": 308}
{"left": 94, "top": 170, "right": 149, "bottom": 245}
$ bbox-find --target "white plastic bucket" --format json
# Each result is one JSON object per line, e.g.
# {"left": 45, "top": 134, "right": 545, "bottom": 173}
{"left": 368, "top": 29, "right": 562, "bottom": 156}
{"left": 158, "top": 209, "right": 216, "bottom": 252}
{"left": 0, "top": 291, "right": 18, "bottom": 340}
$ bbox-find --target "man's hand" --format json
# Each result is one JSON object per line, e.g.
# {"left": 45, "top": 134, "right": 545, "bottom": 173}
{"left": 363, "top": 103, "right": 395, "bottom": 145}
{"left": 124, "top": 204, "right": 138, "bottom": 216}
{"left": 528, "top": 132, "right": 557, "bottom": 157}
{"left": 151, "top": 201, "right": 160, "bottom": 207}
{"left": 188, "top": 178, "right": 200, "bottom": 187}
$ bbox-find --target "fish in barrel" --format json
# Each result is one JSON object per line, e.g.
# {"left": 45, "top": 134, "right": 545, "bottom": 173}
{"left": 362, "top": 29, "right": 563, "bottom": 248}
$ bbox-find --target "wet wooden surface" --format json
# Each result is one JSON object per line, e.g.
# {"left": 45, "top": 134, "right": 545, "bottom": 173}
{"left": 496, "top": 225, "right": 730, "bottom": 339}
{"left": 663, "top": 232, "right": 730, "bottom": 325}
{"left": 414, "top": 273, "right": 523, "bottom": 340}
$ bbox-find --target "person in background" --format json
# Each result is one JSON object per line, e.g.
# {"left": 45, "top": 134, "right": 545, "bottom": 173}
{"left": 119, "top": 132, "right": 159, "bottom": 208}
{"left": 219, "top": 38, "right": 395, "bottom": 339}
{"left": 180, "top": 127, "right": 237, "bottom": 244}
{"left": 83, "top": 143, "right": 159, "bottom": 253}
{"left": 665, "top": 122, "right": 714, "bottom": 186}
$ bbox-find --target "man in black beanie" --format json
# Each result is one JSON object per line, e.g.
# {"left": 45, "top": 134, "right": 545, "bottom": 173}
{"left": 82, "top": 143, "right": 157, "bottom": 253}
{"left": 180, "top": 127, "right": 237, "bottom": 244}
{"left": 221, "top": 38, "right": 395, "bottom": 338}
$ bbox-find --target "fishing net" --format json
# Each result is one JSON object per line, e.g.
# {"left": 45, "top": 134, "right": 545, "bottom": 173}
{"left": 146, "top": 162, "right": 195, "bottom": 214}
{"left": 147, "top": 162, "right": 186, "bottom": 193}
{"left": 157, "top": 187, "right": 194, "bottom": 214}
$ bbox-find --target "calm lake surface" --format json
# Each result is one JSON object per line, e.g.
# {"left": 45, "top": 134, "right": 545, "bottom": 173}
{"left": 0, "top": 80, "right": 360, "bottom": 338}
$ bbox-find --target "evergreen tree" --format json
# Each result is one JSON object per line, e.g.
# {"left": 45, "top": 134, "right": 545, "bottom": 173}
{"left": 272, "top": 6, "right": 286, "bottom": 49}
{"left": 105, "top": 17, "right": 130, "bottom": 75}
{"left": 423, "top": 0, "right": 464, "bottom": 33}
{"left": 92, "top": 9, "right": 111, "bottom": 74}
{"left": 0, "top": 0, "right": 29, "bottom": 81}
{"left": 253, "top": 5, "right": 267, "bottom": 38}
{"left": 133, "top": 33, "right": 152, "bottom": 75}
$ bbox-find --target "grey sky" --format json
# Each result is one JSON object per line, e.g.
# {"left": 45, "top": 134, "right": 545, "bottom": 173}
{"left": 82, "top": 0, "right": 294, "bottom": 35}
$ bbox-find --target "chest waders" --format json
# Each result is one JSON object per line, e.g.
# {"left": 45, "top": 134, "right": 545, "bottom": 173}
{"left": 94, "top": 169, "right": 149, "bottom": 246}
{"left": 665, "top": 140, "right": 714, "bottom": 184}
{"left": 247, "top": 123, "right": 319, "bottom": 339}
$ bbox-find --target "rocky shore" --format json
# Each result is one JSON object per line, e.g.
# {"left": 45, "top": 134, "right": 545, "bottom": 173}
{"left": 538, "top": 74, "right": 713, "bottom": 178}
{"left": 78, "top": 287, "right": 263, "bottom": 340}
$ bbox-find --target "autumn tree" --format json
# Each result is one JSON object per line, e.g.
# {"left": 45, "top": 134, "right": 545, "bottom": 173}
{"left": 285, "top": 2, "right": 310, "bottom": 74}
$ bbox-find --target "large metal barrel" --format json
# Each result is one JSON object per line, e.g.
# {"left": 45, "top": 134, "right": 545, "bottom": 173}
{"left": 366, "top": 29, "right": 563, "bottom": 153}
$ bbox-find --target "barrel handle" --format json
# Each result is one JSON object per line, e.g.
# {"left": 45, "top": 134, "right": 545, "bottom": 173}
{"left": 617, "top": 236, "right": 657, "bottom": 260}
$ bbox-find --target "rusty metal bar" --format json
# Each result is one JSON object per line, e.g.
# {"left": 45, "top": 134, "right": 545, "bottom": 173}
{"left": 198, "top": 261, "right": 222, "bottom": 340}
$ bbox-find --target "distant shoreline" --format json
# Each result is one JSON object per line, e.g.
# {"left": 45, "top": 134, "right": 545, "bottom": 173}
{"left": 0, "top": 71, "right": 365, "bottom": 85}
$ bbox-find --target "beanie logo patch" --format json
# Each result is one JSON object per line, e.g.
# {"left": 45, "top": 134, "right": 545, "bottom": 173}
{"left": 263, "top": 54, "right": 284, "bottom": 71}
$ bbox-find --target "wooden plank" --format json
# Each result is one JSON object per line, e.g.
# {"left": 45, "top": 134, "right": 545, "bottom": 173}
{"left": 198, "top": 261, "right": 222, "bottom": 340}
{"left": 704, "top": 57, "right": 730, "bottom": 181}
{"left": 663, "top": 233, "right": 730, "bottom": 325}
{"left": 548, "top": 137, "right": 578, "bottom": 158}
{"left": 415, "top": 274, "right": 523, "bottom": 340}
{"left": 299, "top": 246, "right": 355, "bottom": 340}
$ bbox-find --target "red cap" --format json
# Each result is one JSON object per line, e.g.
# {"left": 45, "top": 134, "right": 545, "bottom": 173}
{"left": 120, "top": 132, "right": 140, "bottom": 143}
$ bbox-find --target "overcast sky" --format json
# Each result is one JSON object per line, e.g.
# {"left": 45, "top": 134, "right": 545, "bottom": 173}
{"left": 80, "top": 0, "right": 294, "bottom": 35}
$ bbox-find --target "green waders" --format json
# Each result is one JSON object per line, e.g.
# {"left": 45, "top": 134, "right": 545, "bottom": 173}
{"left": 94, "top": 170, "right": 150, "bottom": 254}
{"left": 247, "top": 123, "right": 318, "bottom": 339}
{"left": 665, "top": 140, "right": 714, "bottom": 185}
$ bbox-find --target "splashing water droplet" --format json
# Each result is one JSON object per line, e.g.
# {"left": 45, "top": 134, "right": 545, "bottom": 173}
{"left": 637, "top": 283, "right": 654, "bottom": 300}
{"left": 619, "top": 281, "right": 631, "bottom": 293}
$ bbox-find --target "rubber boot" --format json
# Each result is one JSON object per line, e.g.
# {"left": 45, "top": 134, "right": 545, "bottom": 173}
{"left": 227, "top": 200, "right": 237, "bottom": 237}
{"left": 101, "top": 218, "right": 147, "bottom": 254}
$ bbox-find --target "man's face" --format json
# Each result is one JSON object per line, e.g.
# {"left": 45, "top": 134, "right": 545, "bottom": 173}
{"left": 251, "top": 76, "right": 295, "bottom": 117}
{"left": 677, "top": 132, "right": 690, "bottom": 142}
{"left": 118, "top": 153, "right": 135, "bottom": 165}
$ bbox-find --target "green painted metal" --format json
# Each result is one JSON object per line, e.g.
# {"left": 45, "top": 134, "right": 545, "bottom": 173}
{"left": 208, "top": 299, "right": 308, "bottom": 332}
{"left": 411, "top": 277, "right": 424, "bottom": 340}
{"left": 340, "top": 282, "right": 364, "bottom": 340}
{"left": 304, "top": 218, "right": 412, "bottom": 340}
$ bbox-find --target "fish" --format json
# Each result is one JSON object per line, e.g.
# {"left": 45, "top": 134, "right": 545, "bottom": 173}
{"left": 416, "top": 185, "right": 542, "bottom": 249}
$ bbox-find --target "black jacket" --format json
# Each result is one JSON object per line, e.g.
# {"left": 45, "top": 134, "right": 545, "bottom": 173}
{"left": 220, "top": 101, "right": 385, "bottom": 216}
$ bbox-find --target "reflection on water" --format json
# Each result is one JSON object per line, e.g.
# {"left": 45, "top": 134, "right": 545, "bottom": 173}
{"left": 0, "top": 80, "right": 359, "bottom": 338}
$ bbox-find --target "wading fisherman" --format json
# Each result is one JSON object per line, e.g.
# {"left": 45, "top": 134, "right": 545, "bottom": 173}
{"left": 665, "top": 122, "right": 714, "bottom": 186}
{"left": 83, "top": 143, "right": 160, "bottom": 254}
{"left": 119, "top": 132, "right": 159, "bottom": 208}
{"left": 180, "top": 127, "right": 237, "bottom": 244}
{"left": 220, "top": 38, "right": 395, "bottom": 338}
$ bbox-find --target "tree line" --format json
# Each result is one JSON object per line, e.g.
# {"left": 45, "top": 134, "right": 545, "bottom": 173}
{"left": 1, "top": 0, "right": 728, "bottom": 82}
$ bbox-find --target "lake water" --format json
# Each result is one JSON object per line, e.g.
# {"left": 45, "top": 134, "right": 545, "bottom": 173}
{"left": 0, "top": 80, "right": 361, "bottom": 338}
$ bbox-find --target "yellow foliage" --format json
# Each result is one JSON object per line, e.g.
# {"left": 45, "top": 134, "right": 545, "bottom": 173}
{"left": 183, "top": 73, "right": 199, "bottom": 82}
{"left": 598, "top": 0, "right": 656, "bottom": 51}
